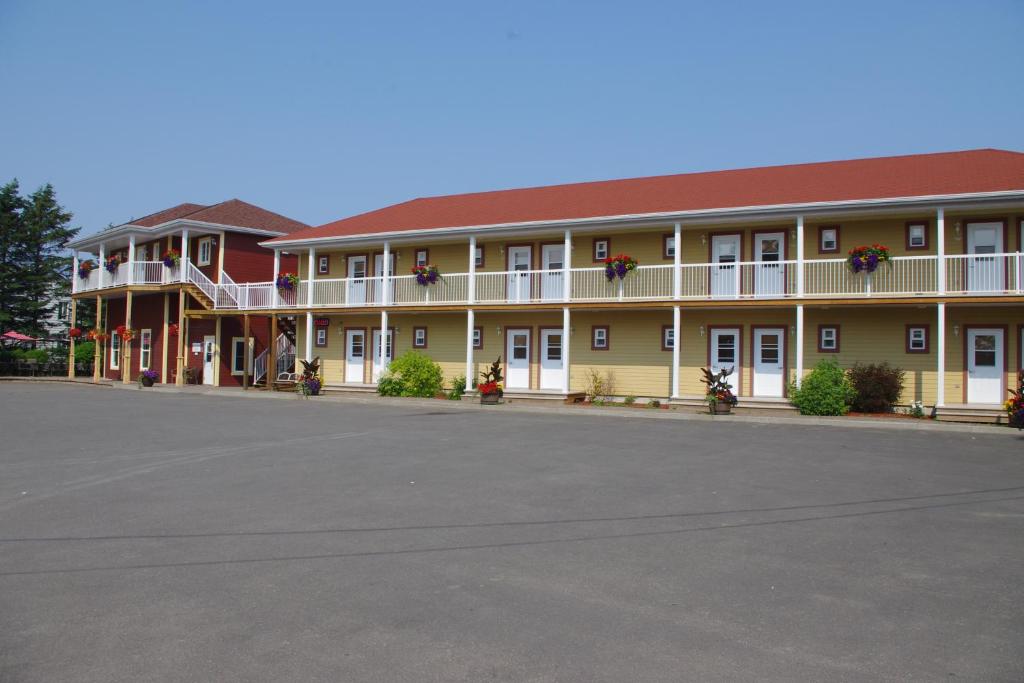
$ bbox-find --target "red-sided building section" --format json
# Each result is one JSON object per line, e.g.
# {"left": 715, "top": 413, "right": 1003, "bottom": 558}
{"left": 182, "top": 309, "right": 277, "bottom": 387}
{"left": 223, "top": 233, "right": 298, "bottom": 283}
{"left": 99, "top": 292, "right": 178, "bottom": 383}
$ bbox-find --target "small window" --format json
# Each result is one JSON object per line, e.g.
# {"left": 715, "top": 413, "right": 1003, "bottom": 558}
{"left": 593, "top": 239, "right": 610, "bottom": 262}
{"left": 473, "top": 326, "right": 483, "bottom": 349}
{"left": 136, "top": 245, "right": 148, "bottom": 262}
{"left": 819, "top": 226, "right": 839, "bottom": 253}
{"left": 413, "top": 327, "right": 427, "bottom": 348}
{"left": 474, "top": 246, "right": 485, "bottom": 268}
{"left": 317, "top": 255, "right": 330, "bottom": 275}
{"left": 906, "top": 222, "right": 928, "bottom": 250}
{"left": 197, "top": 237, "right": 212, "bottom": 266}
{"left": 110, "top": 333, "right": 120, "bottom": 370}
{"left": 315, "top": 328, "right": 328, "bottom": 347}
{"left": 818, "top": 325, "right": 839, "bottom": 353}
{"left": 140, "top": 329, "right": 152, "bottom": 370}
{"left": 415, "top": 249, "right": 429, "bottom": 267}
{"left": 663, "top": 234, "right": 676, "bottom": 259}
{"left": 231, "top": 338, "right": 247, "bottom": 374}
{"left": 592, "top": 326, "right": 609, "bottom": 350}
{"left": 512, "top": 333, "right": 528, "bottom": 360}
{"left": 546, "top": 333, "right": 562, "bottom": 361}
{"left": 906, "top": 326, "right": 928, "bottom": 353}
{"left": 662, "top": 325, "right": 675, "bottom": 351}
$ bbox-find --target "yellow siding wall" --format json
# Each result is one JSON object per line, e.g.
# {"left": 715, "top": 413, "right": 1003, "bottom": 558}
{"left": 568, "top": 310, "right": 673, "bottom": 397}
{"left": 943, "top": 308, "right": 1022, "bottom": 405}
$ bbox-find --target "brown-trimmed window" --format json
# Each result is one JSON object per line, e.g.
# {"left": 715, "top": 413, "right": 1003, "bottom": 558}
{"left": 593, "top": 238, "right": 610, "bottom": 262}
{"left": 413, "top": 327, "right": 427, "bottom": 348}
{"left": 905, "top": 221, "right": 929, "bottom": 250}
{"left": 592, "top": 325, "right": 609, "bottom": 350}
{"left": 415, "top": 249, "right": 429, "bottom": 267}
{"left": 661, "top": 325, "right": 675, "bottom": 351}
{"left": 317, "top": 255, "right": 330, "bottom": 275}
{"left": 473, "top": 326, "right": 483, "bottom": 349}
{"left": 818, "top": 325, "right": 839, "bottom": 353}
{"left": 819, "top": 226, "right": 839, "bottom": 253}
{"left": 663, "top": 234, "right": 676, "bottom": 260}
{"left": 906, "top": 325, "right": 929, "bottom": 353}
{"left": 474, "top": 246, "right": 485, "bottom": 268}
{"left": 315, "top": 328, "right": 328, "bottom": 347}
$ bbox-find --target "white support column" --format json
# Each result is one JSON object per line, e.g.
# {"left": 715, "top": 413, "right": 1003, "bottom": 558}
{"left": 795, "top": 304, "right": 805, "bottom": 388}
{"left": 98, "top": 243, "right": 107, "bottom": 288}
{"left": 382, "top": 241, "right": 391, "bottom": 305}
{"left": 467, "top": 236, "right": 476, "bottom": 304}
{"left": 673, "top": 222, "right": 682, "bottom": 299}
{"left": 466, "top": 308, "right": 475, "bottom": 388}
{"left": 936, "top": 302, "right": 946, "bottom": 407}
{"left": 936, "top": 207, "right": 946, "bottom": 294}
{"left": 380, "top": 309, "right": 389, "bottom": 374}
{"left": 71, "top": 254, "right": 79, "bottom": 294}
{"left": 273, "top": 249, "right": 281, "bottom": 279}
{"left": 796, "top": 215, "right": 805, "bottom": 297}
{"left": 305, "top": 311, "right": 313, "bottom": 362}
{"left": 671, "top": 306, "right": 681, "bottom": 398}
{"left": 127, "top": 234, "right": 136, "bottom": 284}
{"left": 180, "top": 230, "right": 189, "bottom": 283}
{"left": 307, "top": 248, "right": 316, "bottom": 307}
{"left": 562, "top": 306, "right": 570, "bottom": 393}
{"left": 563, "top": 230, "right": 572, "bottom": 302}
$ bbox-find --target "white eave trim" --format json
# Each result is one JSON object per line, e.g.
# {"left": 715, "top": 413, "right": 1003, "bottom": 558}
{"left": 68, "top": 218, "right": 289, "bottom": 250}
{"left": 260, "top": 189, "right": 1024, "bottom": 249}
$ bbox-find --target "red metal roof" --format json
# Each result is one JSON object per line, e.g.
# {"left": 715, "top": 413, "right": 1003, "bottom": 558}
{"left": 272, "top": 149, "right": 1024, "bottom": 243}
{"left": 128, "top": 199, "right": 308, "bottom": 234}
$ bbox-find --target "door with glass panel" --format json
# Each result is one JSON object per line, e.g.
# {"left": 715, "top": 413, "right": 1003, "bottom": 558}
{"left": 507, "top": 246, "right": 532, "bottom": 302}
{"left": 966, "top": 222, "right": 1003, "bottom": 292}
{"left": 505, "top": 328, "right": 531, "bottom": 389}
{"left": 710, "top": 328, "right": 740, "bottom": 394}
{"left": 372, "top": 328, "right": 393, "bottom": 382}
{"left": 202, "top": 335, "right": 216, "bottom": 385}
{"left": 711, "top": 235, "right": 741, "bottom": 298}
{"left": 753, "top": 328, "right": 784, "bottom": 397}
{"left": 966, "top": 328, "right": 1003, "bottom": 404}
{"left": 373, "top": 253, "right": 395, "bottom": 304}
{"left": 754, "top": 233, "right": 785, "bottom": 297}
{"left": 539, "top": 329, "right": 564, "bottom": 390}
{"left": 345, "top": 329, "right": 366, "bottom": 383}
{"left": 347, "top": 255, "right": 368, "bottom": 304}
{"left": 541, "top": 244, "right": 565, "bottom": 301}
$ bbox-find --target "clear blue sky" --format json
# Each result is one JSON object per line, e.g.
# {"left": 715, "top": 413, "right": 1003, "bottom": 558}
{"left": 2, "top": 0, "right": 1022, "bottom": 237}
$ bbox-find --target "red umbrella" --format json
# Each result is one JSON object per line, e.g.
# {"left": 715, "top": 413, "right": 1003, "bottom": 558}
{"left": 2, "top": 331, "right": 40, "bottom": 341}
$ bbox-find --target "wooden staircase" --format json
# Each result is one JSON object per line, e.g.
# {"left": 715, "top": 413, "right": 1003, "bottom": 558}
{"left": 183, "top": 283, "right": 215, "bottom": 310}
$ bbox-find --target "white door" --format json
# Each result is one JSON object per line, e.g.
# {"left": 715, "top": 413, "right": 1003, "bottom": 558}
{"left": 541, "top": 244, "right": 565, "bottom": 301}
{"left": 539, "top": 329, "right": 564, "bottom": 390}
{"left": 753, "top": 328, "right": 784, "bottom": 397}
{"left": 373, "top": 253, "right": 395, "bottom": 304}
{"left": 347, "top": 255, "right": 368, "bottom": 305}
{"left": 507, "top": 246, "right": 532, "bottom": 302}
{"left": 505, "top": 328, "right": 530, "bottom": 389}
{"left": 711, "top": 235, "right": 741, "bottom": 298}
{"left": 966, "top": 222, "right": 1003, "bottom": 292}
{"left": 202, "top": 335, "right": 216, "bottom": 385}
{"left": 710, "top": 328, "right": 740, "bottom": 393}
{"left": 372, "top": 329, "right": 393, "bottom": 382}
{"left": 966, "top": 328, "right": 1003, "bottom": 404}
{"left": 754, "top": 232, "right": 785, "bottom": 297}
{"left": 345, "top": 329, "right": 366, "bottom": 383}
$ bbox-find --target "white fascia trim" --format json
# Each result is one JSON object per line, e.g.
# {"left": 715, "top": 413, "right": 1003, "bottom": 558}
{"left": 68, "top": 218, "right": 288, "bottom": 250}
{"left": 262, "top": 189, "right": 1024, "bottom": 249}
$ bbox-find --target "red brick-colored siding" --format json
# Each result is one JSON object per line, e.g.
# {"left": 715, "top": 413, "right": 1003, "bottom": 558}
{"left": 223, "top": 233, "right": 297, "bottom": 283}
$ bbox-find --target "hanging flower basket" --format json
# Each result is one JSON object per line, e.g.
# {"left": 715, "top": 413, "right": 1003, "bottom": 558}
{"left": 603, "top": 254, "right": 638, "bottom": 281}
{"left": 168, "top": 323, "right": 179, "bottom": 337}
{"left": 115, "top": 325, "right": 135, "bottom": 342}
{"left": 847, "top": 244, "right": 891, "bottom": 274}
{"left": 105, "top": 254, "right": 121, "bottom": 274}
{"left": 86, "top": 329, "right": 109, "bottom": 342}
{"left": 69, "top": 327, "right": 83, "bottom": 339}
{"left": 411, "top": 264, "right": 441, "bottom": 286}
{"left": 276, "top": 272, "right": 299, "bottom": 291}
{"left": 78, "top": 260, "right": 95, "bottom": 279}
{"left": 162, "top": 249, "right": 181, "bottom": 268}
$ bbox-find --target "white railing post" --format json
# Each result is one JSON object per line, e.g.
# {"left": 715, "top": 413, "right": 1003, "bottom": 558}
{"left": 71, "top": 254, "right": 78, "bottom": 293}
{"left": 98, "top": 242, "right": 106, "bottom": 288}
{"left": 127, "top": 234, "right": 136, "bottom": 285}
{"left": 936, "top": 302, "right": 945, "bottom": 408}
{"left": 796, "top": 215, "right": 805, "bottom": 297}
{"left": 936, "top": 208, "right": 946, "bottom": 295}
{"left": 671, "top": 306, "right": 680, "bottom": 399}
{"left": 382, "top": 241, "right": 391, "bottom": 306}
{"left": 563, "top": 230, "right": 572, "bottom": 302}
{"left": 466, "top": 308, "right": 475, "bottom": 390}
{"left": 307, "top": 248, "right": 316, "bottom": 307}
{"left": 467, "top": 236, "right": 476, "bottom": 304}
{"left": 180, "top": 230, "right": 189, "bottom": 283}
{"left": 673, "top": 222, "right": 682, "bottom": 299}
{"left": 795, "top": 304, "right": 805, "bottom": 388}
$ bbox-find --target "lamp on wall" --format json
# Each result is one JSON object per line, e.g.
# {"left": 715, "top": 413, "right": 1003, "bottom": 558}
{"left": 496, "top": 326, "right": 502, "bottom": 336}
{"left": 954, "top": 221, "right": 962, "bottom": 241}
{"left": 953, "top": 325, "right": 960, "bottom": 337}
{"left": 700, "top": 234, "right": 707, "bottom": 246}
{"left": 699, "top": 325, "right": 705, "bottom": 337}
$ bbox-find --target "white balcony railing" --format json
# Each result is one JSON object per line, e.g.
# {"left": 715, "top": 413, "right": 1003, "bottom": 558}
{"left": 73, "top": 253, "right": 1024, "bottom": 308}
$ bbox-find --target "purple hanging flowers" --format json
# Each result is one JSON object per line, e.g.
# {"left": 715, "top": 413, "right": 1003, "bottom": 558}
{"left": 847, "top": 244, "right": 891, "bottom": 274}
{"left": 603, "top": 253, "right": 638, "bottom": 281}
{"left": 411, "top": 264, "right": 440, "bottom": 286}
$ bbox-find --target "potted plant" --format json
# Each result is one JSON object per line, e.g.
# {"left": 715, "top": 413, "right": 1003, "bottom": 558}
{"left": 105, "top": 254, "right": 121, "bottom": 274}
{"left": 701, "top": 367, "right": 738, "bottom": 414}
{"left": 846, "top": 244, "right": 891, "bottom": 274}
{"left": 1005, "top": 370, "right": 1024, "bottom": 429}
{"left": 478, "top": 357, "right": 504, "bottom": 405}
{"left": 297, "top": 358, "right": 322, "bottom": 397}
{"left": 139, "top": 369, "right": 159, "bottom": 387}
{"left": 411, "top": 264, "right": 441, "bottom": 286}
{"left": 78, "top": 260, "right": 94, "bottom": 279}
{"left": 161, "top": 249, "right": 181, "bottom": 268}
{"left": 603, "top": 253, "right": 639, "bottom": 281}
{"left": 168, "top": 322, "right": 179, "bottom": 337}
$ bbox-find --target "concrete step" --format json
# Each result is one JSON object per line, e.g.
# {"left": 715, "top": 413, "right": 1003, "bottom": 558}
{"left": 935, "top": 404, "right": 1008, "bottom": 425}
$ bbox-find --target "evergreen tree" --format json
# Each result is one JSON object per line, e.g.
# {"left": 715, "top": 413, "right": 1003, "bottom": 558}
{"left": 0, "top": 180, "right": 26, "bottom": 329}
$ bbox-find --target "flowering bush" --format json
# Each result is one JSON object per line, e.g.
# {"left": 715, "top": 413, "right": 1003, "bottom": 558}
{"left": 115, "top": 325, "right": 135, "bottom": 342}
{"left": 478, "top": 357, "right": 504, "bottom": 397}
{"left": 478, "top": 380, "right": 501, "bottom": 396}
{"left": 847, "top": 244, "right": 891, "bottom": 274}
{"left": 69, "top": 327, "right": 83, "bottom": 338}
{"left": 161, "top": 249, "right": 180, "bottom": 267}
{"left": 105, "top": 254, "right": 121, "bottom": 274}
{"left": 299, "top": 375, "right": 322, "bottom": 397}
{"left": 411, "top": 264, "right": 440, "bottom": 286}
{"left": 78, "top": 260, "right": 95, "bottom": 279}
{"left": 604, "top": 253, "right": 638, "bottom": 281}
{"left": 276, "top": 272, "right": 299, "bottom": 291}
{"left": 1006, "top": 371, "right": 1024, "bottom": 429}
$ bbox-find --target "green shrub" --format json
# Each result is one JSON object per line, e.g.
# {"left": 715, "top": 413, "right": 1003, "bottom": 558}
{"left": 376, "top": 351, "right": 444, "bottom": 398}
{"left": 74, "top": 341, "right": 95, "bottom": 364}
{"left": 789, "top": 359, "right": 855, "bottom": 416}
{"left": 448, "top": 374, "right": 467, "bottom": 400}
{"left": 624, "top": 395, "right": 636, "bottom": 405}
{"left": 848, "top": 362, "right": 905, "bottom": 413}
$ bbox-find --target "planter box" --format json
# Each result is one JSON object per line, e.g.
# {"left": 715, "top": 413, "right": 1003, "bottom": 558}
{"left": 140, "top": 376, "right": 154, "bottom": 388}
{"left": 709, "top": 400, "right": 732, "bottom": 415}
{"left": 480, "top": 393, "right": 501, "bottom": 405}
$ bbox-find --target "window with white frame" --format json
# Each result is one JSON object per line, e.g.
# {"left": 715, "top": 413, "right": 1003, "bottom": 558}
{"left": 231, "top": 337, "right": 253, "bottom": 375}
{"left": 413, "top": 327, "right": 427, "bottom": 348}
{"left": 197, "top": 237, "right": 212, "bottom": 266}
{"left": 315, "top": 328, "right": 328, "bottom": 347}
{"left": 663, "top": 234, "right": 676, "bottom": 259}
{"left": 906, "top": 222, "right": 927, "bottom": 249}
{"left": 592, "top": 326, "right": 609, "bottom": 350}
{"left": 136, "top": 245, "right": 148, "bottom": 262}
{"left": 472, "top": 327, "right": 482, "bottom": 349}
{"left": 819, "top": 326, "right": 839, "bottom": 352}
{"left": 140, "top": 329, "right": 152, "bottom": 369}
{"left": 110, "top": 333, "right": 120, "bottom": 370}
{"left": 415, "top": 249, "right": 428, "bottom": 267}
{"left": 594, "top": 239, "right": 609, "bottom": 261}
{"left": 907, "top": 326, "right": 928, "bottom": 353}
{"left": 318, "top": 255, "right": 330, "bottom": 274}
{"left": 662, "top": 326, "right": 674, "bottom": 350}
{"left": 474, "top": 246, "right": 484, "bottom": 268}
{"left": 819, "top": 226, "right": 838, "bottom": 253}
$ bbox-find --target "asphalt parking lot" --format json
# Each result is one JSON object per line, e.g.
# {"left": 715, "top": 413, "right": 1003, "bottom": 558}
{"left": 1, "top": 383, "right": 1022, "bottom": 682}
